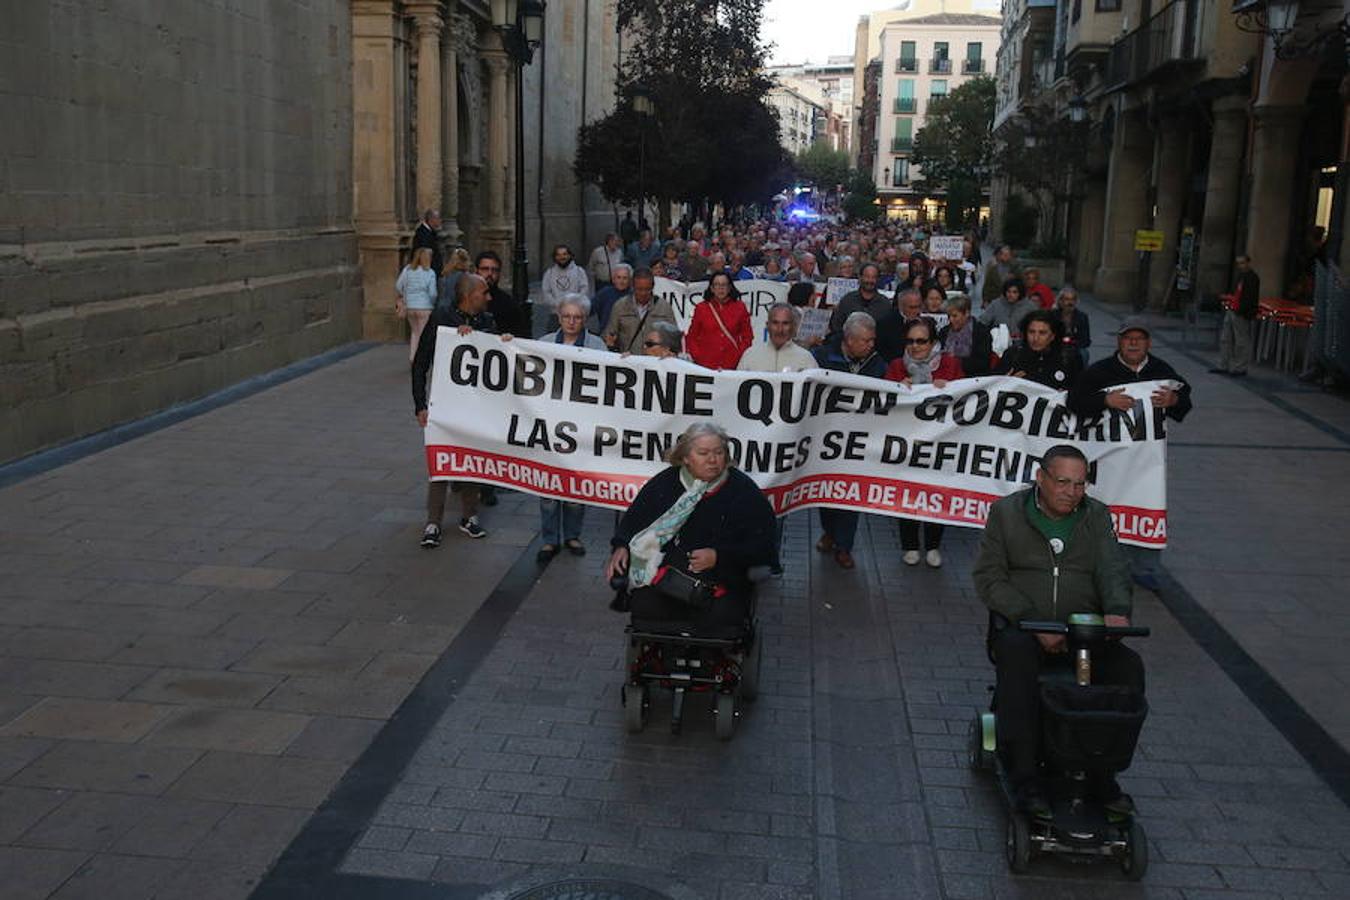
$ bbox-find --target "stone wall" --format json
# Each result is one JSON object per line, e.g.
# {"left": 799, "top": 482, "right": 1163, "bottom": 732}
{"left": 0, "top": 0, "right": 362, "bottom": 463}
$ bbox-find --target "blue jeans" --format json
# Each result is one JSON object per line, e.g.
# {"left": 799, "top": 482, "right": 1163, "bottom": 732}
{"left": 818, "top": 508, "right": 859, "bottom": 552}
{"left": 539, "top": 498, "right": 585, "bottom": 545}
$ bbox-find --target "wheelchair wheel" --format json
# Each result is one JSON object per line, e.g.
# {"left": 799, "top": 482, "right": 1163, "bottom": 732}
{"left": 622, "top": 684, "right": 648, "bottom": 734}
{"left": 714, "top": 692, "right": 737, "bottom": 741}
{"left": 1120, "top": 820, "right": 1148, "bottom": 881}
{"left": 1005, "top": 813, "right": 1032, "bottom": 874}
{"left": 739, "top": 634, "right": 762, "bottom": 703}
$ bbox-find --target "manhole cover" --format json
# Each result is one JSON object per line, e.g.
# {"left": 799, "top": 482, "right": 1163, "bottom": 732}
{"left": 507, "top": 880, "right": 675, "bottom": 900}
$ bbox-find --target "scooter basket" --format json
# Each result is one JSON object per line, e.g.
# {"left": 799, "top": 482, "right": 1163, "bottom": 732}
{"left": 1040, "top": 683, "right": 1147, "bottom": 772}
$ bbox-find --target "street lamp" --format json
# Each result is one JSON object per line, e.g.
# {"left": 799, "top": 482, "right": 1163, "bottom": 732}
{"left": 631, "top": 84, "right": 654, "bottom": 229}
{"left": 490, "top": 0, "right": 546, "bottom": 312}
{"left": 1067, "top": 95, "right": 1088, "bottom": 124}
{"left": 1234, "top": 1, "right": 1349, "bottom": 60}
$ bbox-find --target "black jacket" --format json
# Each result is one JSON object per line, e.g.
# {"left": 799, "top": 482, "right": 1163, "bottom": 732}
{"left": 1234, "top": 270, "right": 1260, "bottom": 319}
{"left": 1067, "top": 353, "right": 1192, "bottom": 422}
{"left": 1061, "top": 309, "right": 1091, "bottom": 351}
{"left": 876, "top": 311, "right": 924, "bottom": 362}
{"left": 938, "top": 319, "right": 995, "bottom": 376}
{"left": 487, "top": 284, "right": 527, "bottom": 337}
{"left": 411, "top": 304, "right": 498, "bottom": 414}
{"left": 612, "top": 467, "right": 776, "bottom": 597}
{"left": 413, "top": 222, "right": 444, "bottom": 279}
{"left": 995, "top": 342, "right": 1083, "bottom": 390}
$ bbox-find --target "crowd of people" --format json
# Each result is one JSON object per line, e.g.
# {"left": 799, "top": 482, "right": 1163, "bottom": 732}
{"left": 401, "top": 208, "right": 1193, "bottom": 586}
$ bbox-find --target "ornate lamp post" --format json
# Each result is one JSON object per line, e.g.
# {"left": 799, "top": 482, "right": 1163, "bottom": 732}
{"left": 631, "top": 84, "right": 654, "bottom": 229}
{"left": 490, "top": 0, "right": 546, "bottom": 310}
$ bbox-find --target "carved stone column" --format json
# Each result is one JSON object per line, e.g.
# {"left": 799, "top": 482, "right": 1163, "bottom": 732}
{"left": 440, "top": 14, "right": 463, "bottom": 242}
{"left": 409, "top": 3, "right": 443, "bottom": 219}
{"left": 1246, "top": 104, "right": 1306, "bottom": 292}
{"left": 479, "top": 33, "right": 513, "bottom": 266}
{"left": 351, "top": 0, "right": 403, "bottom": 339}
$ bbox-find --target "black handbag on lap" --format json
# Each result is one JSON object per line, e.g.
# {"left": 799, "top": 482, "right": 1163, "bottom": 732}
{"left": 652, "top": 565, "right": 715, "bottom": 610}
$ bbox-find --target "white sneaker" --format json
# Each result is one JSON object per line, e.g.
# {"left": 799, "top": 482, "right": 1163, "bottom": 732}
{"left": 925, "top": 549, "right": 942, "bottom": 568}
{"left": 903, "top": 550, "right": 921, "bottom": 566}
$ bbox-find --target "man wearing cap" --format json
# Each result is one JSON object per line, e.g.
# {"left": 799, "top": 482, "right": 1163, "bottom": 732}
{"left": 1067, "top": 317, "right": 1191, "bottom": 591}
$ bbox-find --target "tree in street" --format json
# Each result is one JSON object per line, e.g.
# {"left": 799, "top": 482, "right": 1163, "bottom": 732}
{"left": 841, "top": 170, "right": 881, "bottom": 223}
{"left": 793, "top": 142, "right": 850, "bottom": 198}
{"left": 574, "top": 0, "right": 792, "bottom": 226}
{"left": 910, "top": 76, "right": 996, "bottom": 229}
{"left": 991, "top": 105, "right": 1091, "bottom": 252}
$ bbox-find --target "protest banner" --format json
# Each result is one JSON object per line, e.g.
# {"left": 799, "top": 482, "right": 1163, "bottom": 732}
{"left": 653, "top": 277, "right": 789, "bottom": 334}
{"left": 795, "top": 307, "right": 832, "bottom": 345}
{"left": 424, "top": 332, "right": 1174, "bottom": 547}
{"left": 824, "top": 277, "right": 857, "bottom": 306}
{"left": 928, "top": 235, "right": 963, "bottom": 261}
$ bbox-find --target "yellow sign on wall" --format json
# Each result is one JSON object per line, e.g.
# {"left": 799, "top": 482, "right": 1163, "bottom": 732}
{"left": 1134, "top": 230, "right": 1164, "bottom": 251}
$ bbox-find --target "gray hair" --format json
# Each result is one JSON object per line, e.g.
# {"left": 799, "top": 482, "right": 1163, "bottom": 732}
{"left": 1056, "top": 285, "right": 1079, "bottom": 303}
{"left": 666, "top": 422, "right": 732, "bottom": 468}
{"left": 612, "top": 263, "right": 633, "bottom": 278}
{"left": 895, "top": 287, "right": 922, "bottom": 308}
{"left": 842, "top": 311, "right": 877, "bottom": 338}
{"left": 647, "top": 320, "right": 683, "bottom": 352}
{"left": 557, "top": 292, "right": 591, "bottom": 317}
{"left": 767, "top": 302, "right": 801, "bottom": 327}
{"left": 944, "top": 294, "right": 972, "bottom": 314}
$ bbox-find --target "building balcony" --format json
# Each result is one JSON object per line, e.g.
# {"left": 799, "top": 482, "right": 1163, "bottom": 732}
{"left": 895, "top": 57, "right": 918, "bottom": 73}
{"left": 893, "top": 97, "right": 916, "bottom": 113}
{"left": 1102, "top": 1, "right": 1202, "bottom": 92}
{"left": 929, "top": 57, "right": 952, "bottom": 74}
{"left": 891, "top": 137, "right": 913, "bottom": 153}
{"left": 962, "top": 58, "right": 985, "bottom": 74}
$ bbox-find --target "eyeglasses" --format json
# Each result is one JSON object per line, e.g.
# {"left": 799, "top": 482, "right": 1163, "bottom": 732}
{"left": 904, "top": 338, "right": 932, "bottom": 345}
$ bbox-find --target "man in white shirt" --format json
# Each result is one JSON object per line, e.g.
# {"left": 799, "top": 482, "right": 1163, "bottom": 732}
{"left": 539, "top": 244, "right": 589, "bottom": 336}
{"left": 738, "top": 303, "right": 817, "bottom": 372}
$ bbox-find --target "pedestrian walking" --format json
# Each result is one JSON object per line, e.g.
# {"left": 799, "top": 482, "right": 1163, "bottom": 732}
{"left": 395, "top": 247, "right": 438, "bottom": 361}
{"left": 1210, "top": 255, "right": 1259, "bottom": 377}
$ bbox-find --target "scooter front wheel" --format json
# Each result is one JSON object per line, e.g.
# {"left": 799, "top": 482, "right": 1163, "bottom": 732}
{"left": 1005, "top": 813, "right": 1032, "bottom": 873}
{"left": 1120, "top": 820, "right": 1148, "bottom": 880}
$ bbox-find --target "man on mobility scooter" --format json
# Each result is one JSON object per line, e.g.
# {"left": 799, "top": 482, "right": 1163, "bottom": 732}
{"left": 972, "top": 444, "right": 1149, "bottom": 875}
{"left": 605, "top": 423, "right": 777, "bottom": 738}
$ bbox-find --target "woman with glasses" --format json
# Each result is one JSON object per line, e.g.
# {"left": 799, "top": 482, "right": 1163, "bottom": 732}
{"left": 885, "top": 317, "right": 963, "bottom": 567}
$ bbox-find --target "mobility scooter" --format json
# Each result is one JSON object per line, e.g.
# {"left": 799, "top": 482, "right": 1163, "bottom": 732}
{"left": 968, "top": 613, "right": 1151, "bottom": 879}
{"left": 612, "top": 568, "right": 767, "bottom": 740}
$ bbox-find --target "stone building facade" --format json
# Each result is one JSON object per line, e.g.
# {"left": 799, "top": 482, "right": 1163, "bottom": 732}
{"left": 1, "top": 1, "right": 362, "bottom": 464}
{"left": 1, "top": 0, "right": 618, "bottom": 464}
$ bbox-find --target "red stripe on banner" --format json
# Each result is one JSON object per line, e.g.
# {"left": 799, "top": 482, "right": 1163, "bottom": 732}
{"left": 426, "top": 445, "right": 644, "bottom": 508}
{"left": 425, "top": 446, "right": 1168, "bottom": 548}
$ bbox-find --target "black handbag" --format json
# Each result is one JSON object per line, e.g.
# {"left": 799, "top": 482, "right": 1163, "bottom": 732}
{"left": 652, "top": 565, "right": 716, "bottom": 610}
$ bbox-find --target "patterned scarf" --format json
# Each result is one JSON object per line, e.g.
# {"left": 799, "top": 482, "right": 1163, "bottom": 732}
{"left": 902, "top": 345, "right": 945, "bottom": 384}
{"left": 628, "top": 467, "right": 729, "bottom": 588}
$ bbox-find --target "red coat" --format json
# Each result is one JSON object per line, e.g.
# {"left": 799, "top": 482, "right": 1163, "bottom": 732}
{"left": 884, "top": 353, "right": 965, "bottom": 384}
{"left": 1028, "top": 283, "right": 1055, "bottom": 309}
{"left": 685, "top": 297, "right": 754, "bottom": 369}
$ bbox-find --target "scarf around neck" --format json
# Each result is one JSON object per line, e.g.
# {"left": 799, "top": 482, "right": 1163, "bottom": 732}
{"left": 627, "top": 466, "right": 729, "bottom": 588}
{"left": 903, "top": 344, "right": 944, "bottom": 384}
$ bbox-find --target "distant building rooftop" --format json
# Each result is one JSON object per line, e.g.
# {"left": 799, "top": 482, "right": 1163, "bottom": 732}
{"left": 886, "top": 13, "right": 1001, "bottom": 26}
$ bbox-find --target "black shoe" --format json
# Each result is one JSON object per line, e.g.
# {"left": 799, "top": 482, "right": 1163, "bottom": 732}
{"left": 537, "top": 544, "right": 559, "bottom": 564}
{"left": 1093, "top": 776, "right": 1135, "bottom": 817}
{"left": 459, "top": 516, "right": 488, "bottom": 539}
{"left": 420, "top": 524, "right": 442, "bottom": 548}
{"left": 1015, "top": 783, "right": 1052, "bottom": 819}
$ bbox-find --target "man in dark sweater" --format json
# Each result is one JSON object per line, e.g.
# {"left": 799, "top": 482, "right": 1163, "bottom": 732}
{"left": 475, "top": 250, "right": 527, "bottom": 338}
{"left": 412, "top": 273, "right": 498, "bottom": 547}
{"left": 413, "top": 209, "right": 444, "bottom": 279}
{"left": 1210, "top": 254, "right": 1259, "bottom": 377}
{"left": 1067, "top": 317, "right": 1191, "bottom": 591}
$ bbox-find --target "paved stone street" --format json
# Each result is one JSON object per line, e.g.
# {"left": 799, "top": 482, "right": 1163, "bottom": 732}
{"left": 1, "top": 303, "right": 1349, "bottom": 899}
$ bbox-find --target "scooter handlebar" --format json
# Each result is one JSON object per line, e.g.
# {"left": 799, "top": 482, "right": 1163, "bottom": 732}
{"left": 1019, "top": 620, "right": 1150, "bottom": 638}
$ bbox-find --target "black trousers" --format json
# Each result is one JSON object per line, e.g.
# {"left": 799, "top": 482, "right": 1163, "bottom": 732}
{"left": 992, "top": 628, "right": 1145, "bottom": 786}
{"left": 898, "top": 518, "right": 944, "bottom": 551}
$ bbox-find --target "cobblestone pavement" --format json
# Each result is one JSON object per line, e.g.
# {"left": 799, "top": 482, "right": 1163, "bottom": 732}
{"left": 1, "top": 313, "right": 1348, "bottom": 898}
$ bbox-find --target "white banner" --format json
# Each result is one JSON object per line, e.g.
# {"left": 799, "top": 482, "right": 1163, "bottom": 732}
{"left": 424, "top": 331, "right": 1173, "bottom": 547}
{"left": 654, "top": 277, "right": 789, "bottom": 335}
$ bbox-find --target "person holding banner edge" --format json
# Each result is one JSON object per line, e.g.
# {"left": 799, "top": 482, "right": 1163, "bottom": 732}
{"left": 412, "top": 273, "right": 504, "bottom": 546}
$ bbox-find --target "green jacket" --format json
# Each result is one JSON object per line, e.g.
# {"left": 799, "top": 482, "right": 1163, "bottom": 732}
{"left": 973, "top": 488, "right": 1132, "bottom": 624}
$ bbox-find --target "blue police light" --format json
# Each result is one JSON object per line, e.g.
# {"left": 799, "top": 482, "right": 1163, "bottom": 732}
{"left": 787, "top": 206, "right": 820, "bottom": 222}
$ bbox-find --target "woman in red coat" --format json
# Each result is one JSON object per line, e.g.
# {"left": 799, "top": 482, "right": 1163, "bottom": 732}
{"left": 685, "top": 272, "right": 754, "bottom": 369}
{"left": 884, "top": 317, "right": 964, "bottom": 386}
{"left": 884, "top": 317, "right": 963, "bottom": 567}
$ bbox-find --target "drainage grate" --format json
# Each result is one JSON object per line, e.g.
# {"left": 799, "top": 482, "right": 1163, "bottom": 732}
{"left": 506, "top": 880, "right": 676, "bottom": 900}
